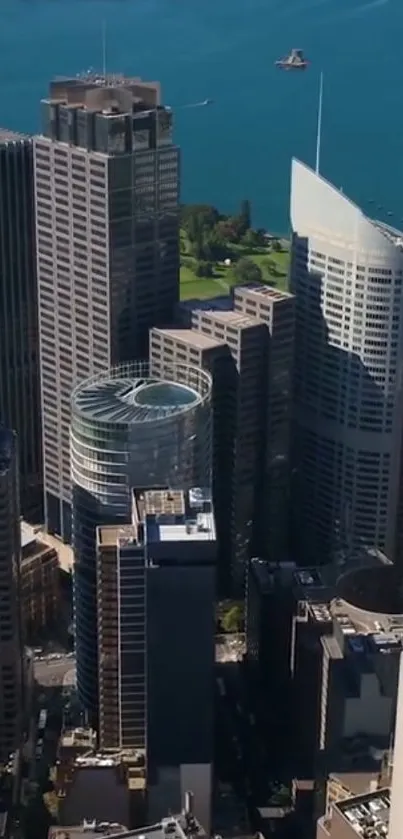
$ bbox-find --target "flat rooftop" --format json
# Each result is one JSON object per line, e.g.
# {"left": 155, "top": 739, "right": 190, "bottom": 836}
{"left": 143, "top": 489, "right": 185, "bottom": 516}
{"left": 60, "top": 727, "right": 97, "bottom": 751}
{"left": 153, "top": 328, "right": 224, "bottom": 351}
{"left": 0, "top": 128, "right": 29, "bottom": 143}
{"left": 97, "top": 526, "right": 137, "bottom": 549}
{"left": 250, "top": 558, "right": 296, "bottom": 592}
{"left": 178, "top": 296, "right": 233, "bottom": 313}
{"left": 143, "top": 487, "right": 216, "bottom": 544}
{"left": 335, "top": 788, "right": 390, "bottom": 838}
{"left": 234, "top": 283, "right": 293, "bottom": 302}
{"left": 49, "top": 824, "right": 127, "bottom": 839}
{"left": 49, "top": 813, "right": 205, "bottom": 839}
{"left": 196, "top": 310, "right": 258, "bottom": 329}
{"left": 21, "top": 522, "right": 37, "bottom": 550}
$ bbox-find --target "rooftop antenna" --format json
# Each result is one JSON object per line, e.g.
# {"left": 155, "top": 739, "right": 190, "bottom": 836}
{"left": 315, "top": 71, "right": 324, "bottom": 175}
{"left": 102, "top": 20, "right": 107, "bottom": 79}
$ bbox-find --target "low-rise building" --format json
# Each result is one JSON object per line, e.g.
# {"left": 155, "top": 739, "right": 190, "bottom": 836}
{"left": 20, "top": 522, "right": 59, "bottom": 639}
{"left": 291, "top": 551, "right": 402, "bottom": 820}
{"left": 317, "top": 788, "right": 390, "bottom": 839}
{"left": 55, "top": 729, "right": 146, "bottom": 830}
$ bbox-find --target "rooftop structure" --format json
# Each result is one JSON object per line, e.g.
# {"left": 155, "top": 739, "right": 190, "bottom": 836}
{"left": 55, "top": 736, "right": 146, "bottom": 828}
{"left": 19, "top": 522, "right": 59, "bottom": 639}
{"left": 331, "top": 789, "right": 390, "bottom": 838}
{"left": 291, "top": 549, "right": 403, "bottom": 795}
{"left": 0, "top": 128, "right": 29, "bottom": 143}
{"left": 49, "top": 802, "right": 205, "bottom": 839}
{"left": 141, "top": 487, "right": 216, "bottom": 544}
{"left": 72, "top": 376, "right": 203, "bottom": 425}
{"left": 176, "top": 296, "right": 232, "bottom": 325}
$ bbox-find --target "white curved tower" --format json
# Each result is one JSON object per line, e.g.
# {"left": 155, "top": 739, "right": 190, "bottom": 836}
{"left": 290, "top": 158, "right": 403, "bottom": 565}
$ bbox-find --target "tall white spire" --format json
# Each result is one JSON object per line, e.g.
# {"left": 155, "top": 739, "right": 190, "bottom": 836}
{"left": 315, "top": 71, "right": 323, "bottom": 175}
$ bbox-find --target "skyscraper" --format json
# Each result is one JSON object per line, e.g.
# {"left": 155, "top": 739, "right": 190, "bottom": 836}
{"left": 0, "top": 130, "right": 42, "bottom": 520}
{"left": 71, "top": 361, "right": 211, "bottom": 715}
{"left": 96, "top": 487, "right": 216, "bottom": 834}
{"left": 34, "top": 74, "right": 180, "bottom": 541}
{"left": 290, "top": 158, "right": 403, "bottom": 565}
{"left": 0, "top": 427, "right": 24, "bottom": 760}
{"left": 152, "top": 285, "right": 295, "bottom": 589}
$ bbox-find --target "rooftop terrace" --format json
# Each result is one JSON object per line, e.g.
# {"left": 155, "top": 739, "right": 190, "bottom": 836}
{"left": 143, "top": 488, "right": 215, "bottom": 544}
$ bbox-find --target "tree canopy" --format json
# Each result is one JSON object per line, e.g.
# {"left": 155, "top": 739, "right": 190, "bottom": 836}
{"left": 233, "top": 257, "right": 263, "bottom": 285}
{"left": 221, "top": 603, "right": 244, "bottom": 633}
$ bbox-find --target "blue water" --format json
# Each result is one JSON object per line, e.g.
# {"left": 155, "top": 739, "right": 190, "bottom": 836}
{"left": 0, "top": 0, "right": 400, "bottom": 232}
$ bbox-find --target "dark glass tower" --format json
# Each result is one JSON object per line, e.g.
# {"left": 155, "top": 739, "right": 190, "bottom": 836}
{"left": 0, "top": 427, "right": 24, "bottom": 760}
{"left": 0, "top": 131, "right": 42, "bottom": 520}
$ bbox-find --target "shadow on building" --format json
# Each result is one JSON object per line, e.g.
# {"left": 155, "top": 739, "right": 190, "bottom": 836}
{"left": 289, "top": 235, "right": 390, "bottom": 567}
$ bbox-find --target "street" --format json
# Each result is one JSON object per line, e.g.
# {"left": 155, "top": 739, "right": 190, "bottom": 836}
{"left": 34, "top": 654, "right": 75, "bottom": 687}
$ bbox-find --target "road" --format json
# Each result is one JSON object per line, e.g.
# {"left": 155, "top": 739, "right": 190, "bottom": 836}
{"left": 34, "top": 655, "right": 75, "bottom": 687}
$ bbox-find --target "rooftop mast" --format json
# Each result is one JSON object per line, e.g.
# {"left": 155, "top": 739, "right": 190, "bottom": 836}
{"left": 315, "top": 71, "right": 323, "bottom": 175}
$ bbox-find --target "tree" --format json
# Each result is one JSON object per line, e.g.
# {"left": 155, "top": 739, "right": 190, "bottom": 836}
{"left": 216, "top": 218, "right": 240, "bottom": 244}
{"left": 233, "top": 257, "right": 263, "bottom": 285}
{"left": 241, "top": 228, "right": 265, "bottom": 249}
{"left": 238, "top": 199, "right": 251, "bottom": 234}
{"left": 221, "top": 603, "right": 244, "bottom": 633}
{"left": 195, "top": 261, "right": 213, "bottom": 277}
{"left": 181, "top": 204, "right": 219, "bottom": 240}
{"left": 271, "top": 237, "right": 283, "bottom": 252}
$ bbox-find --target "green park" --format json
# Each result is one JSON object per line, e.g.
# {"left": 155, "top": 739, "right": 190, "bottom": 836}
{"left": 179, "top": 201, "right": 290, "bottom": 301}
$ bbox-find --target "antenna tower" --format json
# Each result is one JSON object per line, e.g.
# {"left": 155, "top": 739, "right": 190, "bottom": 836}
{"left": 315, "top": 71, "right": 324, "bottom": 175}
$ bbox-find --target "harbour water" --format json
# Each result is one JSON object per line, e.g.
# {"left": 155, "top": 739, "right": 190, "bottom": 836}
{"left": 0, "top": 0, "right": 400, "bottom": 232}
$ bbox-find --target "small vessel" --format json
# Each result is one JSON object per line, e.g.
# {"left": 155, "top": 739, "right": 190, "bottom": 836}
{"left": 276, "top": 49, "right": 309, "bottom": 70}
{"left": 201, "top": 99, "right": 213, "bottom": 106}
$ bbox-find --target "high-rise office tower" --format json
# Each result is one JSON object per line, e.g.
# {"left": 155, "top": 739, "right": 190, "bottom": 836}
{"left": 0, "top": 427, "right": 24, "bottom": 760}
{"left": 96, "top": 487, "right": 216, "bottom": 834}
{"left": 34, "top": 74, "right": 180, "bottom": 541}
{"left": 0, "top": 130, "right": 42, "bottom": 520}
{"left": 150, "top": 327, "right": 235, "bottom": 592}
{"left": 71, "top": 361, "right": 211, "bottom": 715}
{"left": 152, "top": 285, "right": 295, "bottom": 589}
{"left": 290, "top": 158, "right": 403, "bottom": 565}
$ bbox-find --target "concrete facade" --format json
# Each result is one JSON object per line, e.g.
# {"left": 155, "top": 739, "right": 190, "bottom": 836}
{"left": 34, "top": 74, "right": 180, "bottom": 542}
{"left": 151, "top": 284, "right": 294, "bottom": 590}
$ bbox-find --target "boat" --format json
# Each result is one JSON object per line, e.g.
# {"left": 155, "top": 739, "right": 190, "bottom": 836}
{"left": 275, "top": 49, "right": 309, "bottom": 70}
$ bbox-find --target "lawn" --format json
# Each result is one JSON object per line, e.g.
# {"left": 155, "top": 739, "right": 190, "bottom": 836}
{"left": 179, "top": 239, "right": 290, "bottom": 301}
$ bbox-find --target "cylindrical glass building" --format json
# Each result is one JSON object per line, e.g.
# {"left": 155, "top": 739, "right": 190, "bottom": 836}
{"left": 70, "top": 360, "right": 212, "bottom": 714}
